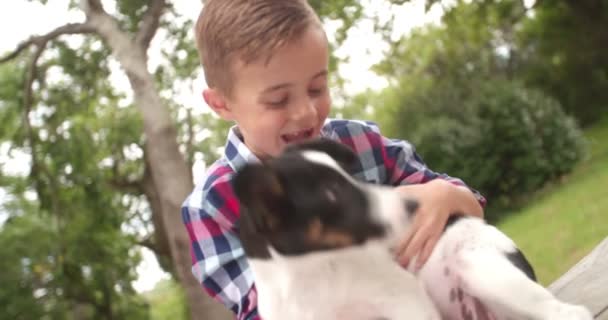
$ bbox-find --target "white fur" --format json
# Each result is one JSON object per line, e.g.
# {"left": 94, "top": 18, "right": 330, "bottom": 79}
{"left": 301, "top": 151, "right": 344, "bottom": 173}
{"left": 414, "top": 217, "right": 593, "bottom": 320}
{"left": 249, "top": 241, "right": 440, "bottom": 320}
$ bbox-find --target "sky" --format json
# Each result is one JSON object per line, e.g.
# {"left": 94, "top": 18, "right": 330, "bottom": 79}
{"left": 0, "top": 0, "right": 446, "bottom": 293}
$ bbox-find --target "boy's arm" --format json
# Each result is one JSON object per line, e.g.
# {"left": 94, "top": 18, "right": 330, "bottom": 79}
{"left": 392, "top": 179, "right": 483, "bottom": 268}
{"left": 181, "top": 180, "right": 260, "bottom": 320}
{"left": 380, "top": 135, "right": 486, "bottom": 207}
{"left": 352, "top": 122, "right": 486, "bottom": 268}
{"left": 380, "top": 134, "right": 486, "bottom": 269}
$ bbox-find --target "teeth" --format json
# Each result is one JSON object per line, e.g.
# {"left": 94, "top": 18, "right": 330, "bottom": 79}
{"left": 286, "top": 131, "right": 306, "bottom": 139}
{"left": 283, "top": 129, "right": 312, "bottom": 142}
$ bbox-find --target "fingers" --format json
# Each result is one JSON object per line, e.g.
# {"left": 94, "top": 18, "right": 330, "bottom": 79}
{"left": 394, "top": 228, "right": 415, "bottom": 260}
{"left": 397, "top": 218, "right": 432, "bottom": 268}
{"left": 397, "top": 228, "right": 425, "bottom": 268}
{"left": 394, "top": 215, "right": 423, "bottom": 266}
{"left": 417, "top": 231, "right": 441, "bottom": 269}
{"left": 395, "top": 217, "right": 444, "bottom": 270}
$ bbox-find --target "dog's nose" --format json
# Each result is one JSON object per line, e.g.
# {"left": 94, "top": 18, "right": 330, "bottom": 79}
{"left": 404, "top": 199, "right": 419, "bottom": 216}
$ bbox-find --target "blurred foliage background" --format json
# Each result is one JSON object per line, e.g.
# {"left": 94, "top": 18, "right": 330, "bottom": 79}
{"left": 0, "top": 0, "right": 606, "bottom": 319}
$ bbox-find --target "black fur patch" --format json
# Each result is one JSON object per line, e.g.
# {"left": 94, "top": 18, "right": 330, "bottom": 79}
{"left": 404, "top": 199, "right": 419, "bottom": 217}
{"left": 234, "top": 139, "right": 386, "bottom": 259}
{"left": 506, "top": 248, "right": 537, "bottom": 281}
{"left": 237, "top": 219, "right": 272, "bottom": 259}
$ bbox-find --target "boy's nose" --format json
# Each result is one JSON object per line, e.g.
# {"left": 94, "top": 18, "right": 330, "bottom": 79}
{"left": 290, "top": 100, "right": 318, "bottom": 123}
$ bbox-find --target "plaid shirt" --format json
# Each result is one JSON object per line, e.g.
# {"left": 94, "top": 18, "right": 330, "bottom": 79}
{"left": 181, "top": 119, "right": 486, "bottom": 320}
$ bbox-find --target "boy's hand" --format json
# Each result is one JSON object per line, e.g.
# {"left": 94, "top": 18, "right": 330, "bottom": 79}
{"left": 393, "top": 179, "right": 483, "bottom": 270}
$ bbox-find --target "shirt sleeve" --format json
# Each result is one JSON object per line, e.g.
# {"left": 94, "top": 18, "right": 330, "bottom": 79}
{"left": 342, "top": 120, "right": 487, "bottom": 207}
{"left": 181, "top": 176, "right": 260, "bottom": 319}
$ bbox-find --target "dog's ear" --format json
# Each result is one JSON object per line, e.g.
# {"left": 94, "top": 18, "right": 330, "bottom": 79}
{"left": 286, "top": 138, "right": 358, "bottom": 171}
{"left": 233, "top": 163, "right": 287, "bottom": 233}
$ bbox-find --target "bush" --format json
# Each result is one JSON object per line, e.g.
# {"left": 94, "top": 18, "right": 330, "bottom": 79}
{"left": 383, "top": 80, "right": 587, "bottom": 213}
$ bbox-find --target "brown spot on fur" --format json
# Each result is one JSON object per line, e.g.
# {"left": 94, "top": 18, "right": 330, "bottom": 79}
{"left": 473, "top": 298, "right": 491, "bottom": 320}
{"left": 268, "top": 174, "right": 284, "bottom": 197}
{"left": 306, "top": 219, "right": 355, "bottom": 248}
{"left": 307, "top": 218, "right": 323, "bottom": 241}
{"left": 457, "top": 287, "right": 464, "bottom": 302}
{"left": 444, "top": 267, "right": 450, "bottom": 276}
{"left": 320, "top": 229, "right": 355, "bottom": 247}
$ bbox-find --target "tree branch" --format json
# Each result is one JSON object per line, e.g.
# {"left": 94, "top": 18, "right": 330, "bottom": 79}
{"left": 135, "top": 0, "right": 167, "bottom": 51}
{"left": 80, "top": 0, "right": 105, "bottom": 15}
{"left": 108, "top": 159, "right": 145, "bottom": 194}
{"left": 3, "top": 19, "right": 95, "bottom": 226}
{"left": 137, "top": 236, "right": 158, "bottom": 253}
{"left": 22, "top": 35, "right": 59, "bottom": 216}
{"left": 80, "top": 0, "right": 148, "bottom": 83}
{"left": 23, "top": 46, "right": 45, "bottom": 157}
{"left": 185, "top": 108, "right": 195, "bottom": 170}
{"left": 12, "top": 23, "right": 91, "bottom": 213}
{"left": 0, "top": 23, "right": 94, "bottom": 64}
{"left": 108, "top": 177, "right": 143, "bottom": 194}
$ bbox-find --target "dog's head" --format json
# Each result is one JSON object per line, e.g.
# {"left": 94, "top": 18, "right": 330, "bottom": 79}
{"left": 233, "top": 138, "right": 418, "bottom": 258}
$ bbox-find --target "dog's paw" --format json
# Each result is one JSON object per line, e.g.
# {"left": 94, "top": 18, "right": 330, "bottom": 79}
{"left": 541, "top": 301, "right": 593, "bottom": 320}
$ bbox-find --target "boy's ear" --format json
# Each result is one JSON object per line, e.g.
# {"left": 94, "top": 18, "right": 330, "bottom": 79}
{"left": 233, "top": 164, "right": 287, "bottom": 233}
{"left": 203, "top": 88, "right": 234, "bottom": 121}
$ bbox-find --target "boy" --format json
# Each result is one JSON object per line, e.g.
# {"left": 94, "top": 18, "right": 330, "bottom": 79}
{"left": 181, "top": 0, "right": 486, "bottom": 319}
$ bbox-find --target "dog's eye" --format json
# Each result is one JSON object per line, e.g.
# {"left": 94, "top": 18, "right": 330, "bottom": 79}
{"left": 325, "top": 189, "right": 337, "bottom": 203}
{"left": 324, "top": 182, "right": 346, "bottom": 203}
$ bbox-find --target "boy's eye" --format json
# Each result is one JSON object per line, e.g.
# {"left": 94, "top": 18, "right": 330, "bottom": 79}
{"left": 266, "top": 97, "right": 289, "bottom": 109}
{"left": 309, "top": 87, "right": 325, "bottom": 97}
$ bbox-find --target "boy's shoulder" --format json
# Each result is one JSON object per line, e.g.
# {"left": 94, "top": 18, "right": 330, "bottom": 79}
{"left": 202, "top": 158, "right": 235, "bottom": 190}
{"left": 323, "top": 118, "right": 382, "bottom": 136}
{"left": 322, "top": 118, "right": 387, "bottom": 151}
{"left": 182, "top": 157, "right": 236, "bottom": 211}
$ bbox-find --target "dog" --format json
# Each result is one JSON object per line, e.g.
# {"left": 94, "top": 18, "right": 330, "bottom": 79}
{"left": 233, "top": 138, "right": 593, "bottom": 320}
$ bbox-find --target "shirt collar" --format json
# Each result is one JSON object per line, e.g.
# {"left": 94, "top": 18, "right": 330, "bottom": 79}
{"left": 223, "top": 126, "right": 260, "bottom": 172}
{"left": 223, "top": 119, "right": 336, "bottom": 172}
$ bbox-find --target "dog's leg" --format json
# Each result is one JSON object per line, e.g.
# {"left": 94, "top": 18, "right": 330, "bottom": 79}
{"left": 449, "top": 223, "right": 592, "bottom": 320}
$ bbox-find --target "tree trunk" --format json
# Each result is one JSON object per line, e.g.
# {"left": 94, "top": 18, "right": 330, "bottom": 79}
{"left": 81, "top": 1, "right": 233, "bottom": 319}
{"left": 132, "top": 73, "right": 232, "bottom": 320}
{"left": 143, "top": 160, "right": 176, "bottom": 276}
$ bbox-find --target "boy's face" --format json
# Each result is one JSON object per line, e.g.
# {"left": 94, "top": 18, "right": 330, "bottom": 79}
{"left": 204, "top": 26, "right": 331, "bottom": 159}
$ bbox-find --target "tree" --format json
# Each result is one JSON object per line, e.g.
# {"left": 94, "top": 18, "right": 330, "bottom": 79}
{"left": 0, "top": 0, "right": 407, "bottom": 318}
{"left": 516, "top": 0, "right": 608, "bottom": 125}
{"left": 391, "top": 0, "right": 608, "bottom": 126}
{"left": 355, "top": 0, "right": 587, "bottom": 217}
{"left": 0, "top": 0, "right": 228, "bottom": 317}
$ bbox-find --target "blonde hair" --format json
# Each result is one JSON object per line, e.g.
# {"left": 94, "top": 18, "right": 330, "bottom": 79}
{"left": 195, "top": 0, "right": 322, "bottom": 96}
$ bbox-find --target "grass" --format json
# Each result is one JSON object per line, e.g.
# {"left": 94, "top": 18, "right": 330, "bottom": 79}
{"left": 497, "top": 117, "right": 608, "bottom": 285}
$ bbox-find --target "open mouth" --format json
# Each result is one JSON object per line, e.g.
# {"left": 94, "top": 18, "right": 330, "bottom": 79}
{"left": 281, "top": 128, "right": 314, "bottom": 144}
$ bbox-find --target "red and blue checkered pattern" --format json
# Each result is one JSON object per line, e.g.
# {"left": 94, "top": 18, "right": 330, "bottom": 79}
{"left": 181, "top": 119, "right": 486, "bottom": 319}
